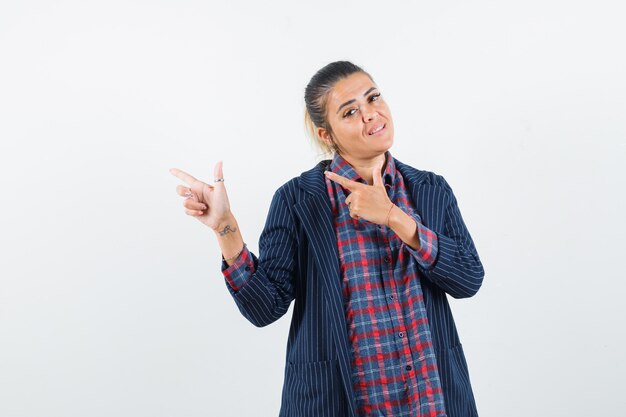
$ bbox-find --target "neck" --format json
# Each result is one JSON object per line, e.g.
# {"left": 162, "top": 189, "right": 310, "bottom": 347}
{"left": 340, "top": 152, "right": 387, "bottom": 185}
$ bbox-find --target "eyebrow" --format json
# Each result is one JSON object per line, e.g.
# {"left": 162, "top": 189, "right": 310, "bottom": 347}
{"left": 336, "top": 86, "right": 378, "bottom": 114}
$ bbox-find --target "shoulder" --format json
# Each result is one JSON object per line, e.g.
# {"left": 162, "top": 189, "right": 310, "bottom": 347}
{"left": 272, "top": 160, "right": 329, "bottom": 203}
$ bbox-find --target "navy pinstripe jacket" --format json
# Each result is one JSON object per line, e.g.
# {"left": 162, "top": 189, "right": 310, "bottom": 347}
{"left": 224, "top": 156, "right": 485, "bottom": 417}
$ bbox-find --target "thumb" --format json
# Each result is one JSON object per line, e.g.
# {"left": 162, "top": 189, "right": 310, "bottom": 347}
{"left": 372, "top": 159, "right": 384, "bottom": 187}
{"left": 214, "top": 160, "right": 224, "bottom": 186}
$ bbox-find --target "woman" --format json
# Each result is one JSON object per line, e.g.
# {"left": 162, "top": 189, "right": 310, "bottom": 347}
{"left": 170, "top": 61, "right": 485, "bottom": 417}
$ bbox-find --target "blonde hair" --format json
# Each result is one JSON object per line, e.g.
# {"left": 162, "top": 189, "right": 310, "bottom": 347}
{"left": 304, "top": 107, "right": 335, "bottom": 158}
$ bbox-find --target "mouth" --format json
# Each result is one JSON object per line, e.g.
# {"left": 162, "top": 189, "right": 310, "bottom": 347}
{"left": 367, "top": 123, "right": 386, "bottom": 136}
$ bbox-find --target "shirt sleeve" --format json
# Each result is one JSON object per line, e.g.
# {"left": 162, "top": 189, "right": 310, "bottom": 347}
{"left": 221, "top": 245, "right": 256, "bottom": 292}
{"left": 401, "top": 211, "right": 439, "bottom": 270}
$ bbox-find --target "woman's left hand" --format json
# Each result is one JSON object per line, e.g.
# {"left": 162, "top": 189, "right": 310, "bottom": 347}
{"left": 325, "top": 161, "right": 395, "bottom": 225}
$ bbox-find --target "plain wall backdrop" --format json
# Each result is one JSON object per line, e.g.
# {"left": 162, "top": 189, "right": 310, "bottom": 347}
{"left": 1, "top": 1, "right": 624, "bottom": 416}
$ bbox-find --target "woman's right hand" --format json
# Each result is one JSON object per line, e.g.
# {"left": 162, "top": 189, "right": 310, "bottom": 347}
{"left": 169, "top": 161, "right": 232, "bottom": 231}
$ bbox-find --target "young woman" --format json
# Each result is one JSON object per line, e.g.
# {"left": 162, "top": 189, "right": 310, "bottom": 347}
{"left": 170, "top": 61, "right": 485, "bottom": 417}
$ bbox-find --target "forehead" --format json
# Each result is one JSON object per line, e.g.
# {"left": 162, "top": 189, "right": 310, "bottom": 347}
{"left": 327, "top": 72, "right": 376, "bottom": 105}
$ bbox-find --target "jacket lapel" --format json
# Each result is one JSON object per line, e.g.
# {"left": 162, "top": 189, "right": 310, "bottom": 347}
{"left": 293, "top": 162, "right": 358, "bottom": 417}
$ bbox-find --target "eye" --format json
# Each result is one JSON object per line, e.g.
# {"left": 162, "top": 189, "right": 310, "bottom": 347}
{"left": 342, "top": 93, "right": 381, "bottom": 118}
{"left": 343, "top": 108, "right": 357, "bottom": 118}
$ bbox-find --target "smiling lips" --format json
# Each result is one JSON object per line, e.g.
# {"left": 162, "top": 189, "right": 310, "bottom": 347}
{"left": 367, "top": 123, "right": 386, "bottom": 136}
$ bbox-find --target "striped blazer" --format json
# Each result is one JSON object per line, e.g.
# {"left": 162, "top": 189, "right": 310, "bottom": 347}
{"left": 224, "top": 156, "right": 485, "bottom": 417}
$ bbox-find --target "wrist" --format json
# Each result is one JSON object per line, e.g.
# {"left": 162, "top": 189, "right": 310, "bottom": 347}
{"left": 213, "top": 212, "right": 238, "bottom": 235}
{"left": 223, "top": 243, "right": 246, "bottom": 262}
{"left": 387, "top": 205, "right": 412, "bottom": 232}
{"left": 387, "top": 204, "right": 404, "bottom": 228}
{"left": 384, "top": 202, "right": 395, "bottom": 226}
{"left": 388, "top": 206, "right": 421, "bottom": 250}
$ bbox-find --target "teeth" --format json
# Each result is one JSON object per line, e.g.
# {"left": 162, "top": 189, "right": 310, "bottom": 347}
{"left": 369, "top": 125, "right": 384, "bottom": 135}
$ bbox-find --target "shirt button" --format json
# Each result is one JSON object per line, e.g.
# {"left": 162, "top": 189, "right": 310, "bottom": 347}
{"left": 389, "top": 295, "right": 394, "bottom": 300}
{"left": 406, "top": 365, "right": 412, "bottom": 371}
{"left": 399, "top": 332, "right": 404, "bottom": 338}
{"left": 244, "top": 266, "right": 251, "bottom": 271}
{"left": 384, "top": 256, "right": 391, "bottom": 263}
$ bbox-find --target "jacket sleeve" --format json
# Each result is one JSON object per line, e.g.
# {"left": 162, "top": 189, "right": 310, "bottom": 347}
{"left": 418, "top": 175, "right": 485, "bottom": 299}
{"left": 221, "top": 189, "right": 297, "bottom": 327}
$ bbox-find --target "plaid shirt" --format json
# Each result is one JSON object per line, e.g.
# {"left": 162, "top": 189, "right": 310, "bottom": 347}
{"left": 324, "top": 151, "right": 447, "bottom": 417}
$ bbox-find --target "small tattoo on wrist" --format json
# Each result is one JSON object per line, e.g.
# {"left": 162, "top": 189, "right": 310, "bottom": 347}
{"left": 218, "top": 225, "right": 237, "bottom": 236}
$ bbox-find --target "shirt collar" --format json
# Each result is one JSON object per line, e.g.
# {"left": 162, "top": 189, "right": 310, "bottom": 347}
{"left": 329, "top": 150, "right": 396, "bottom": 187}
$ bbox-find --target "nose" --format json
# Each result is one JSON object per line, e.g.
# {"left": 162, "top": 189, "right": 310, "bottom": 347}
{"left": 361, "top": 105, "right": 377, "bottom": 122}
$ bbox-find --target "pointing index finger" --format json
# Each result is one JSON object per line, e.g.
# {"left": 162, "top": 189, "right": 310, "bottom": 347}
{"left": 169, "top": 167, "right": 198, "bottom": 186}
{"left": 324, "top": 171, "right": 361, "bottom": 190}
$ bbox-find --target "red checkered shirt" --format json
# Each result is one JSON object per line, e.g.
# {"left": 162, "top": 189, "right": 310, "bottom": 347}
{"left": 324, "top": 151, "right": 447, "bottom": 417}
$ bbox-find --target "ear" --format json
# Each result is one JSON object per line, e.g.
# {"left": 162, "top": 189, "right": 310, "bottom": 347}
{"left": 317, "top": 126, "right": 334, "bottom": 148}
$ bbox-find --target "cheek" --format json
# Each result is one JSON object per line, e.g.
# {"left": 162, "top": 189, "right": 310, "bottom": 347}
{"left": 335, "top": 121, "right": 362, "bottom": 139}
{"left": 351, "top": 125, "right": 367, "bottom": 141}
{"left": 381, "top": 104, "right": 392, "bottom": 120}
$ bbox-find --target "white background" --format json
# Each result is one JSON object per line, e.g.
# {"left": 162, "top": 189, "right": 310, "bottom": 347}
{"left": 1, "top": 1, "right": 624, "bottom": 416}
